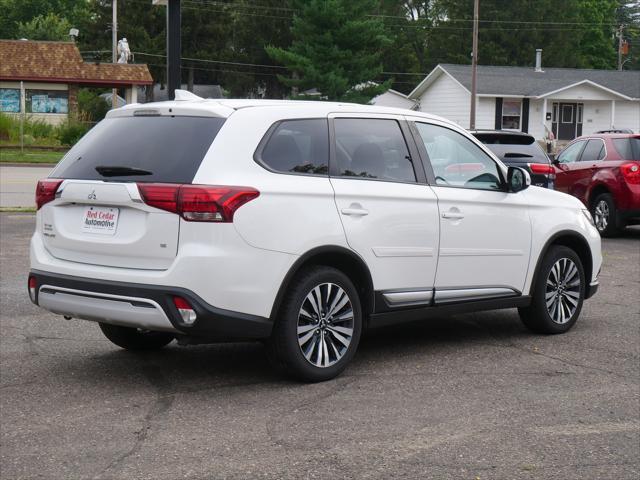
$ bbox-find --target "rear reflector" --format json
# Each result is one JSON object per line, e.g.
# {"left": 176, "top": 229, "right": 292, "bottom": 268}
{"left": 137, "top": 183, "right": 259, "bottom": 222}
{"left": 528, "top": 163, "right": 555, "bottom": 175}
{"left": 621, "top": 162, "right": 640, "bottom": 184}
{"left": 35, "top": 179, "right": 63, "bottom": 210}
{"left": 28, "top": 276, "right": 37, "bottom": 303}
{"left": 172, "top": 296, "right": 197, "bottom": 325}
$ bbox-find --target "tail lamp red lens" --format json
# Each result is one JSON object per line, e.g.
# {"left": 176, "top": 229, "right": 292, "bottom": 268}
{"left": 528, "top": 163, "right": 555, "bottom": 175}
{"left": 172, "top": 296, "right": 197, "bottom": 325}
{"left": 35, "top": 179, "right": 63, "bottom": 210}
{"left": 621, "top": 162, "right": 640, "bottom": 184}
{"left": 28, "top": 276, "right": 37, "bottom": 303}
{"left": 137, "top": 183, "right": 259, "bottom": 222}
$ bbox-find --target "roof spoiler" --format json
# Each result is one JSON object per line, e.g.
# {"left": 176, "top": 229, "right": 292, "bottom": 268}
{"left": 174, "top": 89, "right": 204, "bottom": 101}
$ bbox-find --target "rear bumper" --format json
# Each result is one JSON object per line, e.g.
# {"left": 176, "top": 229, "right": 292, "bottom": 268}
{"left": 29, "top": 270, "right": 273, "bottom": 340}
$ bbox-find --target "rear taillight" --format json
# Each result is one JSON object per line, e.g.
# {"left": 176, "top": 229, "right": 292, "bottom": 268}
{"left": 28, "top": 276, "right": 37, "bottom": 303}
{"left": 35, "top": 179, "right": 63, "bottom": 210}
{"left": 137, "top": 183, "right": 259, "bottom": 222}
{"left": 528, "top": 163, "right": 555, "bottom": 175}
{"left": 172, "top": 296, "right": 197, "bottom": 325}
{"left": 621, "top": 162, "right": 640, "bottom": 184}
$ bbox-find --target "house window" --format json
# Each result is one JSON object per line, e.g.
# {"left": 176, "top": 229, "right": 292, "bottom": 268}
{"left": 0, "top": 88, "right": 21, "bottom": 113}
{"left": 552, "top": 103, "right": 559, "bottom": 123}
{"left": 577, "top": 104, "right": 583, "bottom": 124}
{"left": 26, "top": 89, "right": 68, "bottom": 114}
{"left": 502, "top": 100, "right": 522, "bottom": 130}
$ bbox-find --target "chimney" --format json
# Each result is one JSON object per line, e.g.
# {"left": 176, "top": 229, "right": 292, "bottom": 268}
{"left": 535, "top": 49, "right": 543, "bottom": 72}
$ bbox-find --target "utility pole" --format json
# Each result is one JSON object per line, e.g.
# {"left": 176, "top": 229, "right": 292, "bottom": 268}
{"left": 112, "top": 0, "right": 118, "bottom": 109}
{"left": 167, "top": 0, "right": 181, "bottom": 100}
{"left": 617, "top": 24, "right": 624, "bottom": 71}
{"left": 470, "top": 0, "right": 479, "bottom": 129}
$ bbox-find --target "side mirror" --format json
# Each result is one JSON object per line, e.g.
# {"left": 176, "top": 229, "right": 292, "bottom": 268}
{"left": 507, "top": 166, "right": 531, "bottom": 193}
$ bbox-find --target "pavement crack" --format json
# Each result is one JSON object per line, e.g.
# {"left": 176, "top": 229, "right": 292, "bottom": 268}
{"left": 93, "top": 364, "right": 174, "bottom": 479}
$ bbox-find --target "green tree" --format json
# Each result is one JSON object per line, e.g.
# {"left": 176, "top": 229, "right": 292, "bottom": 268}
{"left": 266, "top": 0, "right": 392, "bottom": 102}
{"left": 0, "top": 0, "right": 88, "bottom": 40}
{"left": 16, "top": 12, "right": 71, "bottom": 41}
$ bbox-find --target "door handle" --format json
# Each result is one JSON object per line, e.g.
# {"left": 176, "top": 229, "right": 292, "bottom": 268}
{"left": 442, "top": 212, "right": 464, "bottom": 220}
{"left": 341, "top": 207, "right": 369, "bottom": 216}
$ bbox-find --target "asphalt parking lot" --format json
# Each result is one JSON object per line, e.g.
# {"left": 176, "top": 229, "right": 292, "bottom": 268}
{"left": 1, "top": 213, "right": 638, "bottom": 480}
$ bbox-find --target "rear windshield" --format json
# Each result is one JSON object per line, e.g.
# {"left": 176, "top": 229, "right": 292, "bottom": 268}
{"left": 52, "top": 116, "right": 226, "bottom": 183}
{"left": 474, "top": 135, "right": 549, "bottom": 164}
{"left": 612, "top": 137, "right": 640, "bottom": 160}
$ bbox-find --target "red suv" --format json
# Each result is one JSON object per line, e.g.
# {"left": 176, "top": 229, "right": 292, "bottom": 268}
{"left": 553, "top": 134, "right": 640, "bottom": 236}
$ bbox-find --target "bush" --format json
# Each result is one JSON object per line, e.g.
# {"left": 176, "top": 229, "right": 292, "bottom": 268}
{"left": 56, "top": 120, "right": 90, "bottom": 146}
{"left": 78, "top": 89, "right": 109, "bottom": 122}
{"left": 0, "top": 113, "right": 13, "bottom": 141}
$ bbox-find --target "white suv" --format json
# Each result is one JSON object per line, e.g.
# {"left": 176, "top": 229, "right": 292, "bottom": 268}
{"left": 29, "top": 92, "right": 602, "bottom": 382}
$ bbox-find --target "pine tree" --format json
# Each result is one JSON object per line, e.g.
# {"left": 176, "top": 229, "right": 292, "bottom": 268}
{"left": 266, "top": 0, "right": 392, "bottom": 102}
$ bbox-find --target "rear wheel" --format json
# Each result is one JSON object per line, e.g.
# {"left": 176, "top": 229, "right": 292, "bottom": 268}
{"left": 591, "top": 193, "right": 620, "bottom": 237}
{"left": 518, "top": 246, "right": 585, "bottom": 334}
{"left": 266, "top": 266, "right": 362, "bottom": 382}
{"left": 99, "top": 323, "right": 174, "bottom": 350}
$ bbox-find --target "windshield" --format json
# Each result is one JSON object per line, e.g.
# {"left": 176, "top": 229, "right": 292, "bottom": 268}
{"left": 52, "top": 116, "right": 226, "bottom": 183}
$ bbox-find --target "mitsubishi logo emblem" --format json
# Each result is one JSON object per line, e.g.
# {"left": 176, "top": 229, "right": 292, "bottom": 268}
{"left": 88, "top": 190, "right": 97, "bottom": 200}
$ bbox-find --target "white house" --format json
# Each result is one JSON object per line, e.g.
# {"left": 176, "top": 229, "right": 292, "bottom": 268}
{"left": 408, "top": 55, "right": 639, "bottom": 141}
{"left": 370, "top": 89, "right": 417, "bottom": 110}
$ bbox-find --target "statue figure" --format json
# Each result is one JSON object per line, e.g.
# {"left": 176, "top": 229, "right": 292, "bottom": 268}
{"left": 117, "top": 38, "right": 131, "bottom": 64}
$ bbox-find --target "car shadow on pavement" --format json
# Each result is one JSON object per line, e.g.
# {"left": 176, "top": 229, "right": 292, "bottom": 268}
{"left": 42, "top": 310, "right": 533, "bottom": 392}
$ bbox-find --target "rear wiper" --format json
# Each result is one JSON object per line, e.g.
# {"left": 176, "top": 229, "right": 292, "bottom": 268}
{"left": 503, "top": 153, "right": 533, "bottom": 158}
{"left": 95, "top": 166, "right": 153, "bottom": 177}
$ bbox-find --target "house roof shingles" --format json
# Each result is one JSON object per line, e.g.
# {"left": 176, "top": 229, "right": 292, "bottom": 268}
{"left": 0, "top": 40, "right": 153, "bottom": 86}
{"left": 438, "top": 64, "right": 640, "bottom": 99}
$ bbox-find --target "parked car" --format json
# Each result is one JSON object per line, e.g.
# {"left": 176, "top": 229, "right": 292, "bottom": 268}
{"left": 470, "top": 130, "right": 555, "bottom": 189}
{"left": 28, "top": 93, "right": 602, "bottom": 382}
{"left": 553, "top": 133, "right": 640, "bottom": 236}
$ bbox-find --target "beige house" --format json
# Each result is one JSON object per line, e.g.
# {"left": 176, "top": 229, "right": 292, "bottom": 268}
{"left": 0, "top": 40, "right": 153, "bottom": 125}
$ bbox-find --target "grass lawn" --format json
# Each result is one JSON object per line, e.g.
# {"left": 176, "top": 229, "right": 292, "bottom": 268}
{"left": 0, "top": 149, "right": 66, "bottom": 164}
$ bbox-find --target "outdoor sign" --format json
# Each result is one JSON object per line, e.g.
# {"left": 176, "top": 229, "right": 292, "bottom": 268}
{"left": 0, "top": 89, "right": 20, "bottom": 113}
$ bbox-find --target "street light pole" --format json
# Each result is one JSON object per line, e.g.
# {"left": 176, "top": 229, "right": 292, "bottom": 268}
{"left": 167, "top": 0, "right": 181, "bottom": 100}
{"left": 470, "top": 0, "right": 479, "bottom": 130}
{"left": 112, "top": 0, "right": 118, "bottom": 109}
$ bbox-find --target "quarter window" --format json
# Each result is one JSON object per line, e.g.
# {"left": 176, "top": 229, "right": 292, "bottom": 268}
{"left": 334, "top": 118, "right": 416, "bottom": 183}
{"left": 502, "top": 100, "right": 522, "bottom": 130}
{"left": 414, "top": 122, "right": 503, "bottom": 191}
{"left": 259, "top": 119, "right": 329, "bottom": 175}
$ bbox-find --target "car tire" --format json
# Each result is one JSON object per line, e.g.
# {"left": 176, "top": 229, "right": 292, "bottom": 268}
{"left": 266, "top": 266, "right": 362, "bottom": 382}
{"left": 99, "top": 323, "right": 174, "bottom": 350}
{"left": 591, "top": 193, "right": 620, "bottom": 237}
{"left": 518, "top": 245, "right": 585, "bottom": 334}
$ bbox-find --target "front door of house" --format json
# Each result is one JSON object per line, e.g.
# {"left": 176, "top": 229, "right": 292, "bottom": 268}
{"left": 552, "top": 103, "right": 584, "bottom": 141}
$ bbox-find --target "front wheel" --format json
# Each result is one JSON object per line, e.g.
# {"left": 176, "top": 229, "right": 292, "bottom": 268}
{"left": 266, "top": 266, "right": 362, "bottom": 382}
{"left": 591, "top": 193, "right": 620, "bottom": 237}
{"left": 519, "top": 246, "right": 585, "bottom": 334}
{"left": 99, "top": 323, "right": 174, "bottom": 350}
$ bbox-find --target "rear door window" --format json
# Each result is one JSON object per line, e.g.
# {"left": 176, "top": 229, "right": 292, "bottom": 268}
{"left": 52, "top": 116, "right": 226, "bottom": 183}
{"left": 257, "top": 119, "right": 329, "bottom": 175}
{"left": 557, "top": 140, "right": 586, "bottom": 164}
{"left": 333, "top": 118, "right": 416, "bottom": 183}
{"left": 580, "top": 139, "right": 605, "bottom": 162}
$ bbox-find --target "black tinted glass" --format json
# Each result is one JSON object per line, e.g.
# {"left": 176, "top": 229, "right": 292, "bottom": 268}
{"left": 482, "top": 143, "right": 549, "bottom": 164}
{"left": 334, "top": 119, "right": 416, "bottom": 182}
{"left": 52, "top": 116, "right": 225, "bottom": 183}
{"left": 260, "top": 119, "right": 329, "bottom": 175}
{"left": 613, "top": 138, "right": 640, "bottom": 160}
{"left": 580, "top": 139, "right": 605, "bottom": 162}
{"left": 473, "top": 133, "right": 535, "bottom": 145}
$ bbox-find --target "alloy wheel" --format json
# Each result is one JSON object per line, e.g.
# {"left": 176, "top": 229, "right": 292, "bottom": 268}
{"left": 297, "top": 283, "right": 354, "bottom": 368}
{"left": 545, "top": 258, "right": 581, "bottom": 324}
{"left": 594, "top": 200, "right": 609, "bottom": 232}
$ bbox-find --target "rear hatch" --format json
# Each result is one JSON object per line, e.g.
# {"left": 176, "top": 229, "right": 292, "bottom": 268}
{"left": 41, "top": 105, "right": 230, "bottom": 270}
